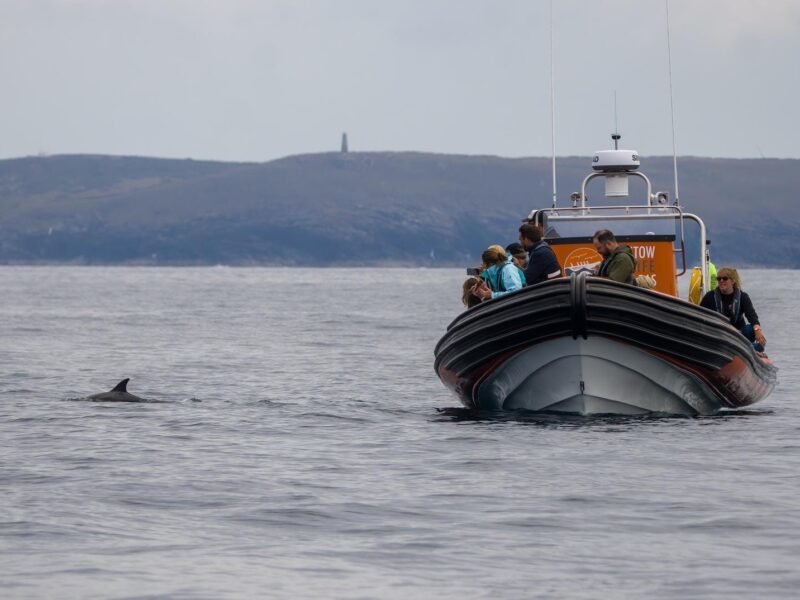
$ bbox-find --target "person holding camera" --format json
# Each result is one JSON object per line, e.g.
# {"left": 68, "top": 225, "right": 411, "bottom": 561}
{"left": 470, "top": 245, "right": 524, "bottom": 302}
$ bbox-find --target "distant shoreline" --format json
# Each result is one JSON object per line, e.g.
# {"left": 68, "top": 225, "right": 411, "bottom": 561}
{"left": 2, "top": 152, "right": 799, "bottom": 268}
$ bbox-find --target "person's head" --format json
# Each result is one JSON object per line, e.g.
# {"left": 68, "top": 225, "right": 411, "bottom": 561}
{"left": 716, "top": 267, "right": 741, "bottom": 292}
{"left": 462, "top": 276, "right": 486, "bottom": 307}
{"left": 592, "top": 229, "right": 618, "bottom": 258}
{"left": 481, "top": 245, "right": 508, "bottom": 268}
{"left": 518, "top": 223, "right": 542, "bottom": 249}
{"left": 505, "top": 242, "right": 528, "bottom": 269}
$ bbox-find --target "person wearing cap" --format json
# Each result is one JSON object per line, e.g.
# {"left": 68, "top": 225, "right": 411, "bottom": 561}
{"left": 505, "top": 242, "right": 528, "bottom": 281}
{"left": 518, "top": 223, "right": 562, "bottom": 286}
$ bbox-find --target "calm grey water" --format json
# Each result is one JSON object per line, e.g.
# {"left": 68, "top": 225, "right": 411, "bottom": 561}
{"left": 1, "top": 266, "right": 799, "bottom": 599}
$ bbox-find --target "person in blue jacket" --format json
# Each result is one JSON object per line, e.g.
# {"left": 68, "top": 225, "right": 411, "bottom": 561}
{"left": 518, "top": 223, "right": 562, "bottom": 286}
{"left": 471, "top": 245, "right": 524, "bottom": 301}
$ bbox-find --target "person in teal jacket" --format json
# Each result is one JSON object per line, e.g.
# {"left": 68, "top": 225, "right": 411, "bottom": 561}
{"left": 471, "top": 246, "right": 524, "bottom": 301}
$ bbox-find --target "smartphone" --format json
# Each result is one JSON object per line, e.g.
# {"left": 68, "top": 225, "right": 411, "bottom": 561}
{"left": 466, "top": 267, "right": 481, "bottom": 276}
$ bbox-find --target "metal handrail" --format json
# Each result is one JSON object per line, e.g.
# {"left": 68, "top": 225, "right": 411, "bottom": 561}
{"left": 580, "top": 171, "right": 653, "bottom": 207}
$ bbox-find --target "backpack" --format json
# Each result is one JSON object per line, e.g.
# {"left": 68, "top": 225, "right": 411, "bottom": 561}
{"left": 484, "top": 263, "right": 513, "bottom": 292}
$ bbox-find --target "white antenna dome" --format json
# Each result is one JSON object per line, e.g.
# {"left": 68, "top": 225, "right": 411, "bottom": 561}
{"left": 592, "top": 133, "right": 640, "bottom": 172}
{"left": 592, "top": 150, "right": 640, "bottom": 172}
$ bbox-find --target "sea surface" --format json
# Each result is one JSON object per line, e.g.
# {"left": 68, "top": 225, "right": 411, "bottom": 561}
{"left": 1, "top": 266, "right": 799, "bottom": 599}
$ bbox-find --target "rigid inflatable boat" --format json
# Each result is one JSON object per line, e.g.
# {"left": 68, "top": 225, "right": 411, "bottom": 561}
{"left": 434, "top": 142, "right": 777, "bottom": 415}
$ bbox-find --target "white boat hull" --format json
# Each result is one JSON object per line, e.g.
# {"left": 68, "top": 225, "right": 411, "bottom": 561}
{"left": 475, "top": 336, "right": 723, "bottom": 415}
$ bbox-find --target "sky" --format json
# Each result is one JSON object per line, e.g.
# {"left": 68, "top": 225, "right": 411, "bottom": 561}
{"left": 1, "top": 0, "right": 799, "bottom": 162}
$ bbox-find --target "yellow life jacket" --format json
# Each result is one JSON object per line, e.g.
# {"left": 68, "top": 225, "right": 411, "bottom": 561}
{"left": 689, "top": 267, "right": 703, "bottom": 304}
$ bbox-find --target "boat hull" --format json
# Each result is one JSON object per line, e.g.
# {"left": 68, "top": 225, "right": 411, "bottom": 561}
{"left": 475, "top": 336, "right": 721, "bottom": 415}
{"left": 434, "top": 275, "right": 777, "bottom": 415}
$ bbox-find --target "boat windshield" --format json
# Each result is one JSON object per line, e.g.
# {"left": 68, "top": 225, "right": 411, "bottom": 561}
{"left": 534, "top": 207, "right": 687, "bottom": 297}
{"left": 544, "top": 211, "right": 679, "bottom": 240}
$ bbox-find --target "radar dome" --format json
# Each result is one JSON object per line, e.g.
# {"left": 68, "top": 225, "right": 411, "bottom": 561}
{"left": 592, "top": 150, "right": 640, "bottom": 172}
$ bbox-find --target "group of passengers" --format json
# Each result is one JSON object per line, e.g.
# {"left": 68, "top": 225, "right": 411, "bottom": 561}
{"left": 462, "top": 226, "right": 767, "bottom": 354}
{"left": 463, "top": 226, "right": 632, "bottom": 307}
{"left": 462, "top": 223, "right": 561, "bottom": 307}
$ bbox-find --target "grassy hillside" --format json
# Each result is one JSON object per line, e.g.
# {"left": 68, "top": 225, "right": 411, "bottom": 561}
{"left": 0, "top": 152, "right": 798, "bottom": 267}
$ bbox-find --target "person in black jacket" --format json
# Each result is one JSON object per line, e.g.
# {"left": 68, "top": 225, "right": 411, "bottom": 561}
{"left": 518, "top": 223, "right": 562, "bottom": 286}
{"left": 700, "top": 267, "right": 766, "bottom": 351}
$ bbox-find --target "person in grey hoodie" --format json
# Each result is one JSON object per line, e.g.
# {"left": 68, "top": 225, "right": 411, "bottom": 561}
{"left": 592, "top": 229, "right": 636, "bottom": 284}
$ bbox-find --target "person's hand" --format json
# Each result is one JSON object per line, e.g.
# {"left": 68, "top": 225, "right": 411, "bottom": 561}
{"left": 471, "top": 281, "right": 491, "bottom": 301}
{"left": 755, "top": 328, "right": 766, "bottom": 347}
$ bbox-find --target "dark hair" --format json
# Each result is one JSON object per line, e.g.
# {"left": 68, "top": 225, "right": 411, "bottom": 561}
{"left": 519, "top": 223, "right": 542, "bottom": 243}
{"left": 505, "top": 242, "right": 526, "bottom": 256}
{"left": 592, "top": 229, "right": 616, "bottom": 244}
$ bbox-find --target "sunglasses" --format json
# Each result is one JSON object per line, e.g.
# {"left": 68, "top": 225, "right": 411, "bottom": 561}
{"left": 717, "top": 276, "right": 731, "bottom": 282}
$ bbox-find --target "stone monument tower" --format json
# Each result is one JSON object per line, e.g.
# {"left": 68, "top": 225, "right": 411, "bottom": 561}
{"left": 341, "top": 133, "right": 349, "bottom": 153}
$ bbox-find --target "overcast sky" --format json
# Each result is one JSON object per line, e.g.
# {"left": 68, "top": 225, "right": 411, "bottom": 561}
{"left": 2, "top": 0, "right": 799, "bottom": 162}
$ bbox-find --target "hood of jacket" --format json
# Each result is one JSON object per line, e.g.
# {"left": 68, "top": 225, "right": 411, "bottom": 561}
{"left": 612, "top": 244, "right": 635, "bottom": 261}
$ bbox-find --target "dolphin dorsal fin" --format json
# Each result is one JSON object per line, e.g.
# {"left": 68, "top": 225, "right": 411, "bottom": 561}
{"left": 111, "top": 378, "right": 130, "bottom": 392}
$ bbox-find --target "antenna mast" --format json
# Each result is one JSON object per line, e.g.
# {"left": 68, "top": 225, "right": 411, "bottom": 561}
{"left": 549, "top": 0, "right": 557, "bottom": 208}
{"left": 665, "top": 0, "right": 680, "bottom": 204}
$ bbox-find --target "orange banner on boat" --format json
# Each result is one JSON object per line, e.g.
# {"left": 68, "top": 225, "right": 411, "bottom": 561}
{"left": 551, "top": 241, "right": 677, "bottom": 296}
